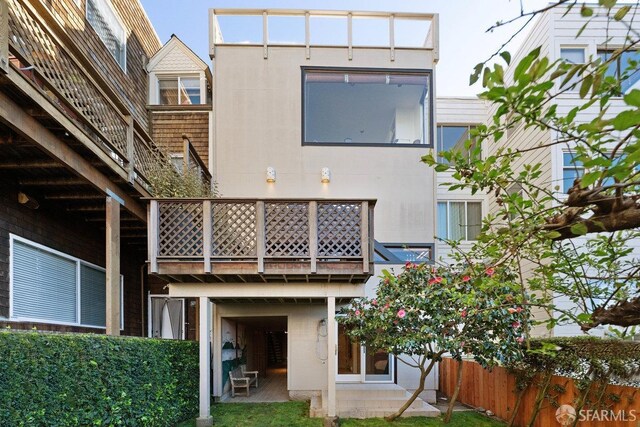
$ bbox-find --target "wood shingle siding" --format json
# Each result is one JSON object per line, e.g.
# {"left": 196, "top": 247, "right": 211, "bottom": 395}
{"left": 150, "top": 111, "right": 210, "bottom": 165}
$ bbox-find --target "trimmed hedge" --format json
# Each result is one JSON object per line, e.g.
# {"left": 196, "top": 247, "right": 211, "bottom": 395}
{"left": 0, "top": 331, "right": 199, "bottom": 426}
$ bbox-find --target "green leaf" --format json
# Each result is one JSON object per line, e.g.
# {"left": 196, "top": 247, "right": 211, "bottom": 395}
{"left": 623, "top": 89, "right": 640, "bottom": 107}
{"left": 599, "top": 0, "right": 617, "bottom": 8}
{"left": 514, "top": 46, "right": 542, "bottom": 80}
{"left": 435, "top": 164, "right": 449, "bottom": 172}
{"left": 579, "top": 74, "right": 593, "bottom": 98}
{"left": 570, "top": 222, "right": 588, "bottom": 236}
{"left": 579, "top": 171, "right": 600, "bottom": 188}
{"left": 470, "top": 63, "right": 483, "bottom": 85}
{"left": 581, "top": 5, "right": 594, "bottom": 16}
{"left": 500, "top": 51, "right": 511, "bottom": 65}
{"left": 611, "top": 109, "right": 640, "bottom": 130}
{"left": 546, "top": 231, "right": 562, "bottom": 240}
{"left": 614, "top": 5, "right": 631, "bottom": 20}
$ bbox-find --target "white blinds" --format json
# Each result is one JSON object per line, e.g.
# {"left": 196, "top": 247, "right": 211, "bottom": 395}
{"left": 12, "top": 240, "right": 77, "bottom": 323}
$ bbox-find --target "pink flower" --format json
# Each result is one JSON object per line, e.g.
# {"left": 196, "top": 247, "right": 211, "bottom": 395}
{"left": 355, "top": 310, "right": 361, "bottom": 316}
{"left": 397, "top": 309, "right": 406, "bottom": 318}
{"left": 393, "top": 320, "right": 398, "bottom": 325}
{"left": 405, "top": 262, "right": 415, "bottom": 269}
{"left": 428, "top": 277, "right": 443, "bottom": 285}
{"left": 461, "top": 310, "right": 467, "bottom": 318}
{"left": 462, "top": 275, "right": 471, "bottom": 282}
{"left": 485, "top": 267, "right": 496, "bottom": 277}
{"left": 507, "top": 308, "right": 517, "bottom": 314}
{"left": 516, "top": 337, "right": 525, "bottom": 343}
{"left": 516, "top": 307, "right": 523, "bottom": 313}
{"left": 512, "top": 321, "right": 521, "bottom": 328}
{"left": 372, "top": 299, "right": 377, "bottom": 306}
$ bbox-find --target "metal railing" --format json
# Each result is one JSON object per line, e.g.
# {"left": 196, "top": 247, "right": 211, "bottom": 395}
{"left": 149, "top": 198, "right": 375, "bottom": 277}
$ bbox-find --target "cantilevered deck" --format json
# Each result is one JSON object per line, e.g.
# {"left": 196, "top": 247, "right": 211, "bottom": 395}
{"left": 148, "top": 199, "right": 375, "bottom": 283}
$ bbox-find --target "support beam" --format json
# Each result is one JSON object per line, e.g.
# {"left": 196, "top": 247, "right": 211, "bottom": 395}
{"left": 0, "top": 0, "right": 7, "bottom": 74}
{"left": 0, "top": 78, "right": 147, "bottom": 220}
{"left": 197, "top": 296, "right": 213, "bottom": 427}
{"left": 0, "top": 161, "right": 63, "bottom": 169}
{"left": 19, "top": 178, "right": 88, "bottom": 186}
{"left": 105, "top": 197, "right": 121, "bottom": 336}
{"left": 327, "top": 296, "right": 337, "bottom": 418}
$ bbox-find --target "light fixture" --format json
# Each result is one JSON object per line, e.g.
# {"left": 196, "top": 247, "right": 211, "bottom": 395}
{"left": 321, "top": 167, "right": 331, "bottom": 183}
{"left": 266, "top": 167, "right": 276, "bottom": 183}
{"left": 18, "top": 192, "right": 39, "bottom": 210}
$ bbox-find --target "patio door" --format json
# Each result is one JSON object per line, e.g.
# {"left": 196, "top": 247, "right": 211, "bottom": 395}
{"left": 149, "top": 296, "right": 185, "bottom": 339}
{"left": 336, "top": 323, "right": 394, "bottom": 383}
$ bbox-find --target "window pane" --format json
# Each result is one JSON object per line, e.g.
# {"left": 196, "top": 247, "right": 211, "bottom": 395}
{"left": 86, "top": 0, "right": 126, "bottom": 69}
{"left": 448, "top": 202, "right": 465, "bottom": 240}
{"left": 620, "top": 50, "right": 640, "bottom": 92}
{"left": 561, "top": 48, "right": 585, "bottom": 64}
{"left": 563, "top": 169, "right": 583, "bottom": 193}
{"left": 304, "top": 71, "right": 430, "bottom": 145}
{"left": 598, "top": 51, "right": 618, "bottom": 79}
{"left": 466, "top": 202, "right": 482, "bottom": 240}
{"left": 159, "top": 78, "right": 179, "bottom": 105}
{"left": 437, "top": 202, "right": 448, "bottom": 239}
{"left": 80, "top": 265, "right": 106, "bottom": 327}
{"left": 439, "top": 126, "right": 469, "bottom": 164}
{"left": 12, "top": 240, "right": 77, "bottom": 323}
{"left": 180, "top": 78, "right": 200, "bottom": 105}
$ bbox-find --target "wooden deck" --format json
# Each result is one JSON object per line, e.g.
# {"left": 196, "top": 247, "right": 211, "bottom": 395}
{"left": 224, "top": 367, "right": 289, "bottom": 403}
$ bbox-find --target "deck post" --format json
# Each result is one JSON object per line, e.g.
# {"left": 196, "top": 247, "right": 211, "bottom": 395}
{"left": 327, "top": 296, "right": 337, "bottom": 417}
{"left": 309, "top": 201, "right": 317, "bottom": 273}
{"left": 256, "top": 201, "right": 265, "bottom": 273}
{"left": 0, "top": 0, "right": 8, "bottom": 74}
{"left": 125, "top": 116, "right": 134, "bottom": 185}
{"left": 361, "top": 201, "right": 369, "bottom": 274}
{"left": 203, "top": 200, "right": 212, "bottom": 274}
{"left": 197, "top": 296, "right": 212, "bottom": 427}
{"left": 105, "top": 196, "right": 121, "bottom": 336}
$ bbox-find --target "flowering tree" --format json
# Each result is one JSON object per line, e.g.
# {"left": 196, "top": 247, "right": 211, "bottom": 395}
{"left": 337, "top": 262, "right": 531, "bottom": 421}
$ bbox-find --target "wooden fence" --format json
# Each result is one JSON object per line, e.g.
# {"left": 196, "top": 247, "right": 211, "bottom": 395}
{"left": 440, "top": 358, "right": 639, "bottom": 427}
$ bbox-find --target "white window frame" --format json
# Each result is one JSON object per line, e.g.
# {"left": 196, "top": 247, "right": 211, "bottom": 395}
{"left": 86, "top": 0, "right": 127, "bottom": 72}
{"left": 9, "top": 234, "right": 124, "bottom": 330}
{"left": 156, "top": 74, "right": 202, "bottom": 106}
{"left": 437, "top": 200, "right": 483, "bottom": 242}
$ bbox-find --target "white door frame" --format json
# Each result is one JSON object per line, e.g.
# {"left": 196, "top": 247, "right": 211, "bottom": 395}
{"left": 147, "top": 294, "right": 186, "bottom": 339}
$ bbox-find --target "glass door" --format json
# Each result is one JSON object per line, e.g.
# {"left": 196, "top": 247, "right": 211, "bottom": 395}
{"left": 337, "top": 323, "right": 361, "bottom": 381}
{"left": 336, "top": 323, "right": 395, "bottom": 383}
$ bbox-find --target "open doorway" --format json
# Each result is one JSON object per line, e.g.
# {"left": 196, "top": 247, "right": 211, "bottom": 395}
{"left": 222, "top": 316, "right": 288, "bottom": 402}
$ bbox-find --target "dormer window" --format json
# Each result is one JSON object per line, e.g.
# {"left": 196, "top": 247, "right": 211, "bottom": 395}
{"left": 158, "top": 76, "right": 201, "bottom": 105}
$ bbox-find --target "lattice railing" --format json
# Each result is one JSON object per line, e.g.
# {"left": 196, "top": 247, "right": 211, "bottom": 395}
{"left": 149, "top": 199, "right": 375, "bottom": 275}
{"left": 5, "top": 0, "right": 185, "bottom": 190}
{"left": 318, "top": 202, "right": 362, "bottom": 258}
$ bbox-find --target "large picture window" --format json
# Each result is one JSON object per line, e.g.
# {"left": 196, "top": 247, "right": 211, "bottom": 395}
{"left": 10, "top": 235, "right": 123, "bottom": 329}
{"left": 86, "top": 0, "right": 127, "bottom": 71}
{"left": 303, "top": 68, "right": 432, "bottom": 146}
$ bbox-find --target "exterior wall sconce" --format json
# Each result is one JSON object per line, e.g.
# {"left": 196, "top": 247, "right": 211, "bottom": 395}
{"left": 266, "top": 167, "right": 276, "bottom": 183}
{"left": 321, "top": 167, "right": 331, "bottom": 183}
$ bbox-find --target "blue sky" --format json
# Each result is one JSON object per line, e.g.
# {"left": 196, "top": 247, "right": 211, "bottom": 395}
{"left": 140, "top": 0, "right": 550, "bottom": 96}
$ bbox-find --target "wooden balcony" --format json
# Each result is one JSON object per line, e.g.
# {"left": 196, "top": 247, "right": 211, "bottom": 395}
{"left": 1, "top": 0, "right": 176, "bottom": 193}
{"left": 148, "top": 199, "right": 376, "bottom": 283}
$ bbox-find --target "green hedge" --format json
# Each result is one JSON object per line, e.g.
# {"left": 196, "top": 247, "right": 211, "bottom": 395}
{"left": 0, "top": 331, "right": 199, "bottom": 426}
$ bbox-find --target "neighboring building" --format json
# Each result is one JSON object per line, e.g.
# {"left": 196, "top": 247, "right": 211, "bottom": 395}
{"left": 479, "top": 4, "right": 640, "bottom": 338}
{"left": 0, "top": 0, "right": 210, "bottom": 339}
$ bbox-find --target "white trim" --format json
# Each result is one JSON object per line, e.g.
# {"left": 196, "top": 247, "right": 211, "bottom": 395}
{"left": 9, "top": 234, "right": 124, "bottom": 330}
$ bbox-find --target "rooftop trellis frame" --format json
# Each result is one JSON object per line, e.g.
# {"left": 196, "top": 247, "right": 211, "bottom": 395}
{"left": 148, "top": 199, "right": 376, "bottom": 284}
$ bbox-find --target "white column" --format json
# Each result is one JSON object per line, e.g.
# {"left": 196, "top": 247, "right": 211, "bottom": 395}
{"left": 196, "top": 297, "right": 212, "bottom": 427}
{"left": 327, "top": 296, "right": 337, "bottom": 417}
{"left": 105, "top": 196, "right": 120, "bottom": 336}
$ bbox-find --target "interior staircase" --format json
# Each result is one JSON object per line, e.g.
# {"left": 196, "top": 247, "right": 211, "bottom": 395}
{"left": 310, "top": 383, "right": 440, "bottom": 419}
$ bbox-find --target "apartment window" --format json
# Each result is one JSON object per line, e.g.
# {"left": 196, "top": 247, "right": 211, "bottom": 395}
{"left": 10, "top": 235, "right": 123, "bottom": 329}
{"left": 437, "top": 201, "right": 482, "bottom": 241}
{"left": 374, "top": 241, "right": 434, "bottom": 264}
{"left": 158, "top": 76, "right": 201, "bottom": 105}
{"left": 562, "top": 152, "right": 584, "bottom": 193}
{"left": 302, "top": 68, "right": 432, "bottom": 146}
{"left": 560, "top": 48, "right": 586, "bottom": 90}
{"left": 86, "top": 0, "right": 126, "bottom": 71}
{"left": 598, "top": 50, "right": 640, "bottom": 93}
{"left": 436, "top": 125, "right": 477, "bottom": 164}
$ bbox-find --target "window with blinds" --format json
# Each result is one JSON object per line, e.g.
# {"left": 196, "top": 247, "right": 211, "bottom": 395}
{"left": 86, "top": 0, "right": 127, "bottom": 71}
{"left": 10, "top": 235, "right": 123, "bottom": 329}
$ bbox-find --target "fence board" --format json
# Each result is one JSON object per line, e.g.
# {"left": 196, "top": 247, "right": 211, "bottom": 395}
{"left": 439, "top": 358, "right": 640, "bottom": 427}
